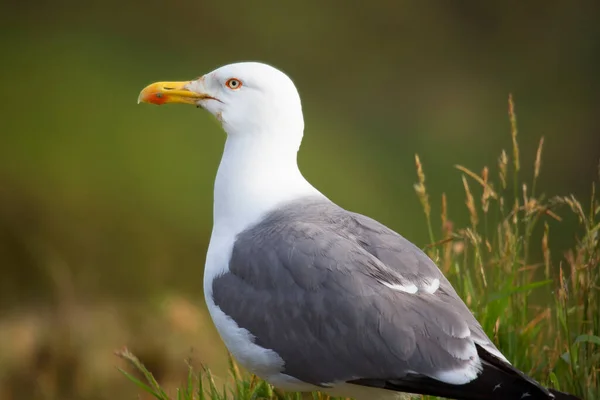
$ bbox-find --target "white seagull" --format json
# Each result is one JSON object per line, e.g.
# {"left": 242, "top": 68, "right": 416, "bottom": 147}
{"left": 138, "top": 62, "right": 579, "bottom": 400}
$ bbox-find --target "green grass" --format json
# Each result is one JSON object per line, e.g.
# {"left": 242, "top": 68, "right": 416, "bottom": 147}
{"left": 119, "top": 97, "right": 599, "bottom": 399}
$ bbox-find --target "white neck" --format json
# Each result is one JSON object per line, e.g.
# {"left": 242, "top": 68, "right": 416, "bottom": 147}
{"left": 212, "top": 133, "right": 324, "bottom": 237}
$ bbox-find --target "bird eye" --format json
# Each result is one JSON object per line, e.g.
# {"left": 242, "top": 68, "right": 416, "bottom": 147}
{"left": 225, "top": 78, "right": 242, "bottom": 90}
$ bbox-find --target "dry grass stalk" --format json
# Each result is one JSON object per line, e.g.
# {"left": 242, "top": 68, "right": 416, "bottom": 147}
{"left": 508, "top": 93, "right": 520, "bottom": 172}
{"left": 499, "top": 150, "right": 508, "bottom": 190}
{"left": 485, "top": 239, "right": 492, "bottom": 253}
{"left": 481, "top": 167, "right": 492, "bottom": 214}
{"left": 462, "top": 227, "right": 487, "bottom": 287}
{"left": 440, "top": 193, "right": 454, "bottom": 273}
{"left": 455, "top": 164, "right": 498, "bottom": 200}
{"left": 555, "top": 195, "right": 587, "bottom": 224}
{"left": 414, "top": 154, "right": 437, "bottom": 244}
{"left": 441, "top": 192, "right": 448, "bottom": 232}
{"left": 534, "top": 136, "right": 544, "bottom": 180}
{"left": 542, "top": 222, "right": 551, "bottom": 278}
{"left": 558, "top": 265, "right": 567, "bottom": 303}
{"left": 522, "top": 184, "right": 539, "bottom": 216}
{"left": 462, "top": 175, "right": 479, "bottom": 228}
{"left": 414, "top": 154, "right": 430, "bottom": 218}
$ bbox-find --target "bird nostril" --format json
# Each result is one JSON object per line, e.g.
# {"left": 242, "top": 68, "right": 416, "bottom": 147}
{"left": 164, "top": 87, "right": 174, "bottom": 90}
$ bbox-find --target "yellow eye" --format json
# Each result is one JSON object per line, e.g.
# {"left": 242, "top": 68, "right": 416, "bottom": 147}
{"left": 225, "top": 78, "right": 242, "bottom": 90}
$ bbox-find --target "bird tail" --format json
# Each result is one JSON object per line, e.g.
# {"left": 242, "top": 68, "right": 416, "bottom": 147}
{"left": 350, "top": 345, "right": 581, "bottom": 400}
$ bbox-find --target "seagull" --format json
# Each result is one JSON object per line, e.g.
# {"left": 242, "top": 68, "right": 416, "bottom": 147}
{"left": 138, "top": 62, "right": 580, "bottom": 400}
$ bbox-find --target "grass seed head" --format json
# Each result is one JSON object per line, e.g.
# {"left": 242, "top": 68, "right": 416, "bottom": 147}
{"left": 462, "top": 175, "right": 479, "bottom": 228}
{"left": 534, "top": 136, "right": 544, "bottom": 179}
{"left": 499, "top": 149, "right": 508, "bottom": 189}
{"left": 509, "top": 94, "right": 520, "bottom": 172}
{"left": 482, "top": 166, "right": 491, "bottom": 213}
{"left": 414, "top": 154, "right": 431, "bottom": 219}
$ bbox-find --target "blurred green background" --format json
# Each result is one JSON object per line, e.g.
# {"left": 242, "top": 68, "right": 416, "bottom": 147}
{"left": 1, "top": 1, "right": 599, "bottom": 399}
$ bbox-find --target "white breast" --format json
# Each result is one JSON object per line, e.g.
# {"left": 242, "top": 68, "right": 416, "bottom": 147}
{"left": 202, "top": 129, "right": 325, "bottom": 389}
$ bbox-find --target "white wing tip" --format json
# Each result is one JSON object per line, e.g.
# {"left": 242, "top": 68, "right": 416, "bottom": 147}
{"left": 423, "top": 278, "right": 440, "bottom": 294}
{"left": 380, "top": 278, "right": 440, "bottom": 294}
{"left": 431, "top": 358, "right": 482, "bottom": 385}
{"left": 381, "top": 281, "right": 418, "bottom": 294}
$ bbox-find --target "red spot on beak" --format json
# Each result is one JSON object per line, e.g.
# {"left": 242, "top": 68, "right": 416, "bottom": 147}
{"left": 152, "top": 93, "right": 168, "bottom": 105}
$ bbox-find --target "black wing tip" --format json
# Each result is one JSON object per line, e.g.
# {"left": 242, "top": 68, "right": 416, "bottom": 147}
{"left": 350, "top": 378, "right": 582, "bottom": 400}
{"left": 348, "top": 345, "right": 583, "bottom": 400}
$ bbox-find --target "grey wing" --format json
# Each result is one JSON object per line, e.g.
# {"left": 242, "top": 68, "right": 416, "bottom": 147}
{"left": 348, "top": 211, "right": 506, "bottom": 363}
{"left": 212, "top": 200, "right": 502, "bottom": 386}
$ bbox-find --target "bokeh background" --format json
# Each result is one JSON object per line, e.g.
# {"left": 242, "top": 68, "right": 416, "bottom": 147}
{"left": 1, "top": 1, "right": 599, "bottom": 399}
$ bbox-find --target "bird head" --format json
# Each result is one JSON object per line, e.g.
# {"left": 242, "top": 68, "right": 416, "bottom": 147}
{"left": 138, "top": 62, "right": 304, "bottom": 148}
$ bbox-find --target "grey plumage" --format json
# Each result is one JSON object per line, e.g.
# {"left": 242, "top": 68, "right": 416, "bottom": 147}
{"left": 213, "top": 197, "right": 495, "bottom": 385}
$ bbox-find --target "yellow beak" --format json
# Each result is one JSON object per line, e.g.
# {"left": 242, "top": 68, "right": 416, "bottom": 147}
{"left": 137, "top": 81, "right": 209, "bottom": 105}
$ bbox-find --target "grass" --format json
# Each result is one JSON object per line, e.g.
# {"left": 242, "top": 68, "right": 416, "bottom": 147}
{"left": 119, "top": 96, "right": 599, "bottom": 399}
